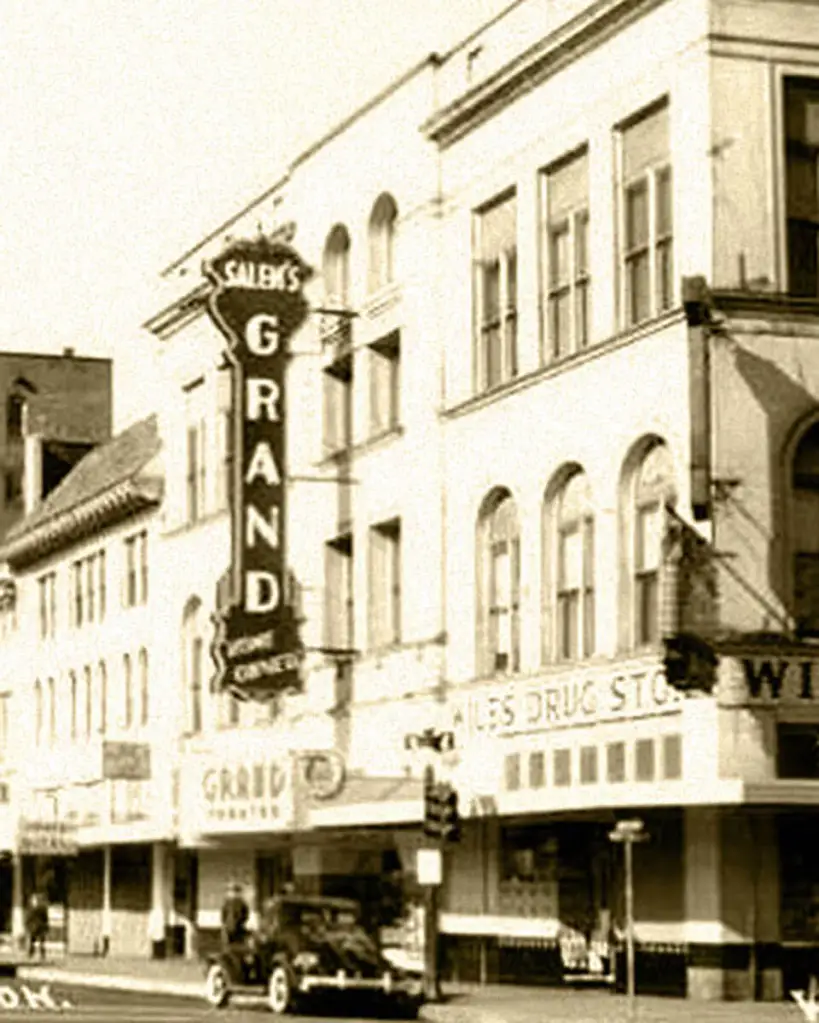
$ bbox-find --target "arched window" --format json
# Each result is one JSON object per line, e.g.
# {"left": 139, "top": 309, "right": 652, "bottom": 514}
{"left": 629, "top": 440, "right": 676, "bottom": 647}
{"left": 98, "top": 661, "right": 107, "bottom": 735}
{"left": 368, "top": 193, "right": 398, "bottom": 293}
{"left": 544, "top": 469, "right": 595, "bottom": 662}
{"left": 70, "top": 672, "right": 78, "bottom": 741}
{"left": 139, "top": 648, "right": 149, "bottom": 727}
{"left": 476, "top": 489, "right": 521, "bottom": 676}
{"left": 323, "top": 224, "right": 351, "bottom": 307}
{"left": 34, "top": 679, "right": 42, "bottom": 746}
{"left": 182, "top": 598, "right": 203, "bottom": 734}
{"left": 84, "top": 665, "right": 93, "bottom": 737}
{"left": 123, "top": 654, "right": 132, "bottom": 730}
{"left": 47, "top": 677, "right": 56, "bottom": 746}
{"left": 792, "top": 422, "right": 819, "bottom": 633}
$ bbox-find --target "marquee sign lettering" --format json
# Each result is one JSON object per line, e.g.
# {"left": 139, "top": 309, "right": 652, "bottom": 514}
{"left": 204, "top": 235, "right": 312, "bottom": 699}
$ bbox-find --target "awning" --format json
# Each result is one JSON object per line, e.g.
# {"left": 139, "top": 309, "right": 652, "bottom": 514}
{"left": 308, "top": 774, "right": 423, "bottom": 829}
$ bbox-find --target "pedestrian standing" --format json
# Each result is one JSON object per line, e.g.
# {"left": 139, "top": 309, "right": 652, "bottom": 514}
{"left": 25, "top": 893, "right": 48, "bottom": 960}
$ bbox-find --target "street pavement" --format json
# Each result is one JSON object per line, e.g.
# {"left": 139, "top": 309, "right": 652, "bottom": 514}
{"left": 8, "top": 958, "right": 817, "bottom": 1022}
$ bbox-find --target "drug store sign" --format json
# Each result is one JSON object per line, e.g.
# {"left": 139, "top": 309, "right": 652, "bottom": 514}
{"left": 453, "top": 658, "right": 682, "bottom": 739}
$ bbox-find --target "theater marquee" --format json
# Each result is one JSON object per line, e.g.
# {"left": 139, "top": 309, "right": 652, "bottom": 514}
{"left": 204, "top": 234, "right": 312, "bottom": 699}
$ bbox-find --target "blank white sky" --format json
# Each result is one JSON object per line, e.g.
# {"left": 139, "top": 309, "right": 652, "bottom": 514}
{"left": 0, "top": 0, "right": 508, "bottom": 426}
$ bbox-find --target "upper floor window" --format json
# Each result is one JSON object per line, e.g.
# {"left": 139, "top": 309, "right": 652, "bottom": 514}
{"left": 38, "top": 571, "right": 56, "bottom": 639}
{"left": 217, "top": 369, "right": 234, "bottom": 510}
{"left": 627, "top": 440, "right": 675, "bottom": 647}
{"left": 139, "top": 648, "right": 149, "bottom": 727}
{"left": 324, "top": 224, "right": 351, "bottom": 308}
{"left": 792, "top": 422, "right": 819, "bottom": 633}
{"left": 123, "top": 653, "right": 133, "bottom": 730}
{"left": 98, "top": 660, "right": 107, "bottom": 736}
{"left": 785, "top": 78, "right": 819, "bottom": 297}
{"left": 369, "top": 331, "right": 400, "bottom": 437}
{"left": 619, "top": 100, "right": 673, "bottom": 326}
{"left": 186, "top": 422, "right": 207, "bottom": 524}
{"left": 183, "top": 598, "right": 204, "bottom": 735}
{"left": 368, "top": 517, "right": 401, "bottom": 650}
{"left": 474, "top": 192, "right": 518, "bottom": 393}
{"left": 325, "top": 533, "right": 354, "bottom": 652}
{"left": 84, "top": 664, "right": 93, "bottom": 738}
{"left": 368, "top": 193, "right": 398, "bottom": 293}
{"left": 70, "top": 550, "right": 105, "bottom": 627}
{"left": 6, "top": 393, "right": 25, "bottom": 442}
{"left": 322, "top": 357, "right": 353, "bottom": 457}
{"left": 34, "top": 679, "right": 42, "bottom": 746}
{"left": 544, "top": 469, "right": 595, "bottom": 662}
{"left": 477, "top": 489, "right": 520, "bottom": 676}
{"left": 70, "top": 672, "right": 78, "bottom": 741}
{"left": 542, "top": 149, "right": 590, "bottom": 360}
{"left": 124, "top": 530, "right": 148, "bottom": 607}
{"left": 47, "top": 676, "right": 56, "bottom": 746}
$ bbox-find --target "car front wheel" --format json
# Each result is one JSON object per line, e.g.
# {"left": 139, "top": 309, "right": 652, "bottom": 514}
{"left": 267, "top": 963, "right": 293, "bottom": 1015}
{"left": 205, "top": 963, "right": 230, "bottom": 1008}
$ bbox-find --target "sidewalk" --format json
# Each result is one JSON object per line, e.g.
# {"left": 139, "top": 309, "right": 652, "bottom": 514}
{"left": 13, "top": 956, "right": 808, "bottom": 1021}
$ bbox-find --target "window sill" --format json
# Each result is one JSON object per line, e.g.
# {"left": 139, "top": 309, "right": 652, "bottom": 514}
{"left": 445, "top": 306, "right": 685, "bottom": 420}
{"left": 318, "top": 425, "right": 405, "bottom": 466}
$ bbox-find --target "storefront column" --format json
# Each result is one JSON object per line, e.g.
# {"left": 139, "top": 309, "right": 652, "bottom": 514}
{"left": 101, "top": 845, "right": 111, "bottom": 955}
{"left": 11, "top": 854, "right": 24, "bottom": 950}
{"left": 684, "top": 807, "right": 776, "bottom": 1001}
{"left": 149, "top": 842, "right": 170, "bottom": 957}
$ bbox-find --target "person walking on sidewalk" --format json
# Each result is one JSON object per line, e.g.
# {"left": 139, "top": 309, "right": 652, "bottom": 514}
{"left": 25, "top": 892, "right": 48, "bottom": 960}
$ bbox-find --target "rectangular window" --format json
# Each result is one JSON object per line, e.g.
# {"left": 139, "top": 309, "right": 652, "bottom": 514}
{"left": 543, "top": 149, "right": 590, "bottom": 360}
{"left": 474, "top": 192, "right": 518, "bottom": 392}
{"left": 325, "top": 534, "right": 354, "bottom": 652}
{"left": 221, "top": 410, "right": 234, "bottom": 509}
{"left": 557, "top": 516, "right": 594, "bottom": 660}
{"left": 607, "top": 741, "right": 626, "bottom": 782}
{"left": 778, "top": 724, "right": 819, "bottom": 778}
{"left": 322, "top": 358, "right": 353, "bottom": 456}
{"left": 580, "top": 745, "right": 598, "bottom": 784}
{"left": 636, "top": 502, "right": 662, "bottom": 646}
{"left": 139, "top": 531, "right": 148, "bottom": 604}
{"left": 785, "top": 78, "right": 819, "bottom": 296}
{"left": 635, "top": 738, "right": 655, "bottom": 781}
{"left": 38, "top": 571, "right": 56, "bottom": 638}
{"left": 98, "top": 551, "right": 107, "bottom": 620}
{"left": 369, "top": 331, "right": 401, "bottom": 437}
{"left": 186, "top": 425, "right": 199, "bottom": 523}
{"left": 663, "top": 733, "right": 682, "bottom": 780}
{"left": 553, "top": 748, "right": 571, "bottom": 787}
{"left": 620, "top": 100, "right": 673, "bottom": 326}
{"left": 504, "top": 753, "right": 521, "bottom": 791}
{"left": 123, "top": 531, "right": 148, "bottom": 608}
{"left": 488, "top": 537, "right": 521, "bottom": 673}
{"left": 190, "top": 638, "right": 203, "bottom": 734}
{"left": 125, "top": 536, "right": 137, "bottom": 607}
{"left": 199, "top": 418, "right": 207, "bottom": 518}
{"left": 86, "top": 557, "right": 95, "bottom": 623}
{"left": 368, "top": 518, "right": 401, "bottom": 649}
{"left": 529, "top": 751, "right": 546, "bottom": 788}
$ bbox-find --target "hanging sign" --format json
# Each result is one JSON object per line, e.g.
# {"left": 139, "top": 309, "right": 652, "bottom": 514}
{"left": 204, "top": 235, "right": 312, "bottom": 699}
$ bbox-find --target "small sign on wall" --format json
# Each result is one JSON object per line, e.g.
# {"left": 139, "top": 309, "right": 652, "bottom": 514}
{"left": 416, "top": 847, "right": 442, "bottom": 887}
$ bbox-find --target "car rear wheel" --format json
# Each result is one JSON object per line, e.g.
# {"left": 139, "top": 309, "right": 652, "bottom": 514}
{"left": 267, "top": 964, "right": 293, "bottom": 1015}
{"left": 205, "top": 963, "right": 230, "bottom": 1008}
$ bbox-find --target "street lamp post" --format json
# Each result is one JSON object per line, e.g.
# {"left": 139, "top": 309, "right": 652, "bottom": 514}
{"left": 609, "top": 818, "right": 649, "bottom": 1018}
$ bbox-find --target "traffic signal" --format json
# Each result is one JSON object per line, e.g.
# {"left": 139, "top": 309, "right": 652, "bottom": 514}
{"left": 423, "top": 780, "right": 460, "bottom": 843}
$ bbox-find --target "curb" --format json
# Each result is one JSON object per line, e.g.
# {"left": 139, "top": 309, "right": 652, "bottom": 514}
{"left": 15, "top": 967, "right": 203, "bottom": 1001}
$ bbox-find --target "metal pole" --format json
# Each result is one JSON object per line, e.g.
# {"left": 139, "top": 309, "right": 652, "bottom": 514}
{"left": 624, "top": 835, "right": 635, "bottom": 1015}
{"left": 422, "top": 763, "right": 441, "bottom": 1003}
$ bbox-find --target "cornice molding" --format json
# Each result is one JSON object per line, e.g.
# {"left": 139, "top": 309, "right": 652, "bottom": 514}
{"left": 143, "top": 283, "right": 210, "bottom": 341}
{"left": 423, "top": 0, "right": 664, "bottom": 148}
{"left": 1, "top": 476, "right": 163, "bottom": 570}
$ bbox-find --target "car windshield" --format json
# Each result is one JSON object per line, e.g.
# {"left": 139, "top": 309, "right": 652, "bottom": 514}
{"left": 278, "top": 902, "right": 360, "bottom": 934}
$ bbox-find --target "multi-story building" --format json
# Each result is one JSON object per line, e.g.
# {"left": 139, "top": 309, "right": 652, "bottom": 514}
{"left": 0, "top": 414, "right": 175, "bottom": 957}
{"left": 6, "top": 0, "right": 819, "bottom": 1004}
{"left": 0, "top": 349, "right": 111, "bottom": 544}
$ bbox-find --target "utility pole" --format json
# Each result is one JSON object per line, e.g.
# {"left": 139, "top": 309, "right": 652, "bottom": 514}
{"left": 609, "top": 818, "right": 649, "bottom": 1019}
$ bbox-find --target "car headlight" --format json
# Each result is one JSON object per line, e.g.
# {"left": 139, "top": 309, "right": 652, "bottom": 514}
{"left": 293, "top": 951, "right": 320, "bottom": 972}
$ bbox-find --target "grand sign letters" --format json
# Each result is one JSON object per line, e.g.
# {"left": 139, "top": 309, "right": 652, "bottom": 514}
{"left": 204, "top": 235, "right": 312, "bottom": 699}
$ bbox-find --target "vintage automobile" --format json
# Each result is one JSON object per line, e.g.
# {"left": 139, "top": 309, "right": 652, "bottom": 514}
{"left": 203, "top": 894, "right": 425, "bottom": 1017}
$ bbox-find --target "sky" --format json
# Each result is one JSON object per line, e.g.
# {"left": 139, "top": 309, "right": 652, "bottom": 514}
{"left": 0, "top": 0, "right": 509, "bottom": 428}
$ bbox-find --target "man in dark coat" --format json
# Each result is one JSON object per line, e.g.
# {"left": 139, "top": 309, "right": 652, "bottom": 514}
{"left": 221, "top": 882, "right": 249, "bottom": 948}
{"left": 25, "top": 893, "right": 48, "bottom": 960}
